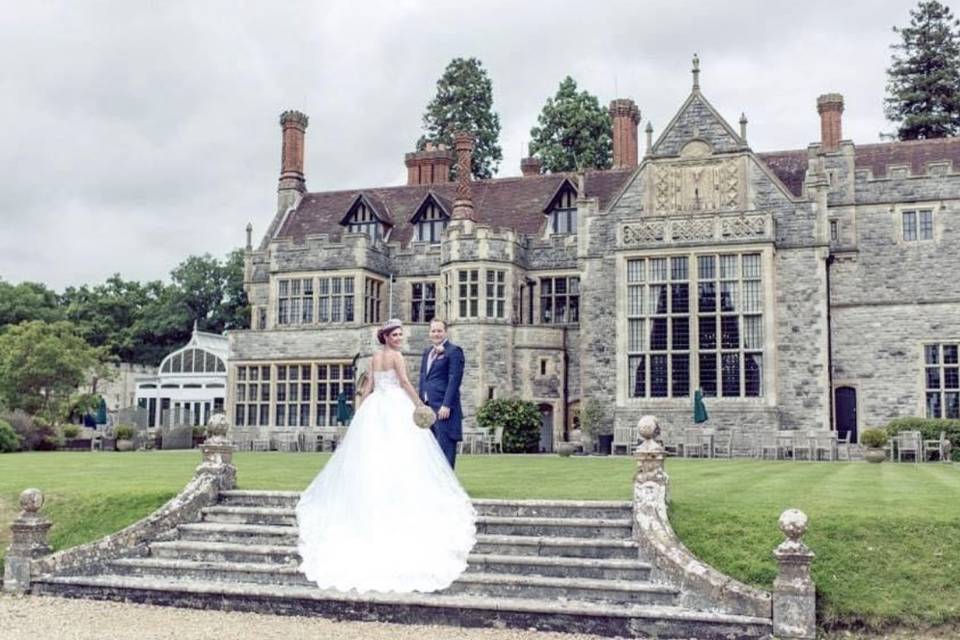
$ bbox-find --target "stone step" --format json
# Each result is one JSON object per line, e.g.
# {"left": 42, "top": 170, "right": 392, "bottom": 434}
{"left": 177, "top": 522, "right": 298, "bottom": 546}
{"left": 473, "top": 534, "right": 640, "bottom": 560}
{"left": 217, "top": 492, "right": 634, "bottom": 520}
{"left": 31, "top": 574, "right": 772, "bottom": 640}
{"left": 466, "top": 553, "right": 652, "bottom": 581}
{"left": 449, "top": 572, "right": 677, "bottom": 606}
{"left": 472, "top": 498, "right": 634, "bottom": 520}
{"left": 107, "top": 557, "right": 311, "bottom": 586}
{"left": 150, "top": 540, "right": 298, "bottom": 565}
{"left": 476, "top": 516, "right": 633, "bottom": 540}
{"left": 203, "top": 506, "right": 297, "bottom": 527}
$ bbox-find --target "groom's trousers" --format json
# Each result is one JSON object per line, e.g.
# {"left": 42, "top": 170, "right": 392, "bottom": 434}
{"left": 431, "top": 425, "right": 458, "bottom": 469}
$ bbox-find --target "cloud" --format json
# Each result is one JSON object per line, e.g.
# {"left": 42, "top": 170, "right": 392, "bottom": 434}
{"left": 0, "top": 0, "right": 927, "bottom": 289}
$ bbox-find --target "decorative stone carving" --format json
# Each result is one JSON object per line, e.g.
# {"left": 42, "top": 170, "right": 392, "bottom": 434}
{"left": 633, "top": 415, "right": 667, "bottom": 486}
{"left": 197, "top": 413, "right": 237, "bottom": 490}
{"left": 4, "top": 489, "right": 53, "bottom": 592}
{"left": 773, "top": 508, "right": 816, "bottom": 639}
{"left": 671, "top": 218, "right": 715, "bottom": 241}
{"left": 652, "top": 158, "right": 741, "bottom": 214}
{"left": 623, "top": 222, "right": 665, "bottom": 245}
{"left": 721, "top": 215, "right": 766, "bottom": 238}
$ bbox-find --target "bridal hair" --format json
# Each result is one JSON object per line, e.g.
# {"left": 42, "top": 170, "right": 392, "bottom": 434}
{"left": 376, "top": 318, "right": 404, "bottom": 345}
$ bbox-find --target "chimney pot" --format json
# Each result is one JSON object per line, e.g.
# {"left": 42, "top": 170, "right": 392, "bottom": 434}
{"left": 278, "top": 110, "right": 309, "bottom": 193}
{"left": 609, "top": 99, "right": 641, "bottom": 168}
{"left": 452, "top": 132, "right": 476, "bottom": 221}
{"left": 521, "top": 156, "right": 542, "bottom": 177}
{"left": 404, "top": 143, "right": 455, "bottom": 185}
{"left": 817, "top": 93, "right": 844, "bottom": 152}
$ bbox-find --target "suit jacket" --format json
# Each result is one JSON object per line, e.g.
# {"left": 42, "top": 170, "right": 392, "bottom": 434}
{"left": 418, "top": 341, "right": 465, "bottom": 441}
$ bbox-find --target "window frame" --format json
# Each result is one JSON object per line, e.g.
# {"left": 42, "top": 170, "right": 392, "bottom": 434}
{"left": 922, "top": 342, "right": 960, "bottom": 419}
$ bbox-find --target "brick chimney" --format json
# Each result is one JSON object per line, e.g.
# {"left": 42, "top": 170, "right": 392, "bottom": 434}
{"left": 452, "top": 132, "right": 476, "bottom": 221}
{"left": 817, "top": 94, "right": 844, "bottom": 152}
{"left": 520, "top": 156, "right": 542, "bottom": 177}
{"left": 278, "top": 110, "right": 309, "bottom": 193}
{"left": 609, "top": 99, "right": 641, "bottom": 168}
{"left": 404, "top": 143, "right": 455, "bottom": 185}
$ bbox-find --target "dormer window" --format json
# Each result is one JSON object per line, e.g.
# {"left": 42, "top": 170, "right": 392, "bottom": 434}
{"left": 410, "top": 193, "right": 451, "bottom": 244}
{"left": 346, "top": 202, "right": 383, "bottom": 242}
{"left": 544, "top": 180, "right": 578, "bottom": 235}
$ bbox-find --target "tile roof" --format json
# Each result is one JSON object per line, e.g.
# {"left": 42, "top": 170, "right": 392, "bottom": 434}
{"left": 277, "top": 169, "right": 635, "bottom": 244}
{"left": 853, "top": 137, "right": 960, "bottom": 178}
{"left": 756, "top": 149, "right": 808, "bottom": 198}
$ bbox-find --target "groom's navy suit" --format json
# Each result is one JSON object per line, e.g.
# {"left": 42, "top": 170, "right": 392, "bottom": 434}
{"left": 418, "top": 340, "right": 464, "bottom": 469}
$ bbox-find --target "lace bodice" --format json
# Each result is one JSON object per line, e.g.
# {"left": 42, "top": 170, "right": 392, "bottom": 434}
{"left": 373, "top": 369, "right": 400, "bottom": 389}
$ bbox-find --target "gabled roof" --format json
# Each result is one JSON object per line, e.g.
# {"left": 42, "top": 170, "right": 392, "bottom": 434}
{"left": 409, "top": 191, "right": 453, "bottom": 223}
{"left": 339, "top": 192, "right": 393, "bottom": 227}
{"left": 276, "top": 169, "right": 635, "bottom": 245}
{"left": 651, "top": 90, "right": 746, "bottom": 157}
{"left": 542, "top": 178, "right": 578, "bottom": 213}
{"left": 757, "top": 149, "right": 808, "bottom": 198}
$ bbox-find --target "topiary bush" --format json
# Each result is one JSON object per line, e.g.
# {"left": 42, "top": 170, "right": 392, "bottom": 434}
{"left": 0, "top": 418, "right": 20, "bottom": 453}
{"left": 886, "top": 417, "right": 960, "bottom": 461}
{"left": 115, "top": 425, "right": 135, "bottom": 441}
{"left": 860, "top": 428, "right": 889, "bottom": 449}
{"left": 476, "top": 398, "right": 541, "bottom": 453}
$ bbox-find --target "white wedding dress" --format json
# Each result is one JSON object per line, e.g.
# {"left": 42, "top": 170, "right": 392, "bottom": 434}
{"left": 296, "top": 369, "right": 477, "bottom": 593}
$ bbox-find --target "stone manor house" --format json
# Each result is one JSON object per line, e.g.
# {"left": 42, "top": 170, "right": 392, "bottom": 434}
{"left": 229, "top": 61, "right": 960, "bottom": 449}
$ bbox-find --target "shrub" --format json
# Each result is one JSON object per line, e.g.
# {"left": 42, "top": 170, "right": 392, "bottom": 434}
{"left": 62, "top": 424, "right": 81, "bottom": 439}
{"left": 860, "top": 428, "right": 889, "bottom": 449}
{"left": 886, "top": 417, "right": 960, "bottom": 461}
{"left": 476, "top": 398, "right": 541, "bottom": 453}
{"left": 192, "top": 426, "right": 207, "bottom": 438}
{"left": 2, "top": 411, "right": 59, "bottom": 450}
{"left": 0, "top": 418, "right": 20, "bottom": 453}
{"left": 578, "top": 399, "right": 610, "bottom": 441}
{"left": 115, "top": 425, "right": 135, "bottom": 440}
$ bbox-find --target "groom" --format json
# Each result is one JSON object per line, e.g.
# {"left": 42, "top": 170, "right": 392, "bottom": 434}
{"left": 418, "top": 318, "right": 464, "bottom": 469}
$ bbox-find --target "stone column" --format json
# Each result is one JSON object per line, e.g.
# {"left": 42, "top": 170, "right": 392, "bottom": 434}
{"left": 773, "top": 509, "right": 816, "bottom": 639}
{"left": 195, "top": 413, "right": 237, "bottom": 491}
{"left": 633, "top": 415, "right": 667, "bottom": 487}
{"left": 4, "top": 489, "right": 52, "bottom": 593}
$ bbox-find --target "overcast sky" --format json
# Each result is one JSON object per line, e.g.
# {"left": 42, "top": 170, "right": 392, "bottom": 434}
{"left": 0, "top": 0, "right": 943, "bottom": 290}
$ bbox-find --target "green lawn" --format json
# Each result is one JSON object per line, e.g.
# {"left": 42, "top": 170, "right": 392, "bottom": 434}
{"left": 1, "top": 451, "right": 958, "bottom": 631}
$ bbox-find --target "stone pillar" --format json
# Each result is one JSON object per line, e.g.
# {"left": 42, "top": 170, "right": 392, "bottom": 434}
{"left": 4, "top": 489, "right": 52, "bottom": 593}
{"left": 739, "top": 113, "right": 748, "bottom": 143}
{"left": 633, "top": 415, "right": 667, "bottom": 487}
{"left": 609, "top": 99, "right": 641, "bottom": 169}
{"left": 816, "top": 94, "right": 844, "bottom": 153}
{"left": 773, "top": 509, "right": 816, "bottom": 639}
{"left": 452, "top": 132, "right": 476, "bottom": 222}
{"left": 195, "top": 413, "right": 237, "bottom": 491}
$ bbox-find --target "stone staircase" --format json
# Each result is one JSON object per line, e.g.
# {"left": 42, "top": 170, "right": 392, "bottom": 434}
{"left": 31, "top": 490, "right": 772, "bottom": 639}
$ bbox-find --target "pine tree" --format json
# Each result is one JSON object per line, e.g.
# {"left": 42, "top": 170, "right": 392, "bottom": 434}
{"left": 529, "top": 77, "right": 613, "bottom": 173}
{"left": 885, "top": 0, "right": 960, "bottom": 140}
{"left": 419, "top": 57, "right": 502, "bottom": 179}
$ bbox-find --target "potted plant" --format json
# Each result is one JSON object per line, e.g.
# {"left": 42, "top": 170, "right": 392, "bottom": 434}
{"left": 860, "top": 428, "right": 888, "bottom": 463}
{"left": 579, "top": 400, "right": 610, "bottom": 455}
{"left": 115, "top": 425, "right": 135, "bottom": 452}
{"left": 192, "top": 426, "right": 207, "bottom": 448}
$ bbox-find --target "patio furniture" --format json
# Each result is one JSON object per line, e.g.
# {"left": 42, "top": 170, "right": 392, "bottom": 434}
{"left": 758, "top": 431, "right": 781, "bottom": 460}
{"left": 812, "top": 431, "right": 837, "bottom": 461}
{"left": 776, "top": 432, "right": 795, "bottom": 460}
{"left": 612, "top": 425, "right": 637, "bottom": 455}
{"left": 895, "top": 430, "right": 922, "bottom": 463}
{"left": 923, "top": 431, "right": 949, "bottom": 462}
{"left": 733, "top": 429, "right": 758, "bottom": 458}
{"left": 835, "top": 432, "right": 851, "bottom": 461}
{"left": 792, "top": 431, "right": 815, "bottom": 461}
{"left": 660, "top": 429, "right": 682, "bottom": 456}
{"left": 483, "top": 426, "right": 504, "bottom": 454}
{"left": 712, "top": 429, "right": 734, "bottom": 458}
{"left": 682, "top": 429, "right": 713, "bottom": 458}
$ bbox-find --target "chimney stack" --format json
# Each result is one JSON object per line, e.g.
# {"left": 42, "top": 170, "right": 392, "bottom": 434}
{"left": 404, "top": 142, "right": 455, "bottom": 185}
{"left": 278, "top": 110, "right": 309, "bottom": 193}
{"left": 452, "top": 132, "right": 476, "bottom": 221}
{"left": 817, "top": 94, "right": 844, "bottom": 152}
{"left": 520, "top": 156, "right": 542, "bottom": 177}
{"left": 609, "top": 99, "right": 641, "bottom": 168}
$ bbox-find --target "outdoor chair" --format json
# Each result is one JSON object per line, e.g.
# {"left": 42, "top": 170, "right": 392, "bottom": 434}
{"left": 813, "top": 431, "right": 837, "bottom": 461}
{"left": 923, "top": 431, "right": 949, "bottom": 462}
{"left": 682, "top": 429, "right": 710, "bottom": 458}
{"left": 274, "top": 432, "right": 299, "bottom": 452}
{"left": 835, "top": 432, "right": 851, "bottom": 461}
{"left": 483, "top": 426, "right": 504, "bottom": 454}
{"left": 733, "top": 429, "right": 757, "bottom": 458}
{"left": 757, "top": 431, "right": 781, "bottom": 460}
{"left": 660, "top": 429, "right": 682, "bottom": 456}
{"left": 712, "top": 429, "right": 734, "bottom": 458}
{"left": 896, "top": 430, "right": 922, "bottom": 463}
{"left": 251, "top": 435, "right": 271, "bottom": 451}
{"left": 612, "top": 426, "right": 637, "bottom": 455}
{"left": 792, "top": 431, "right": 815, "bottom": 461}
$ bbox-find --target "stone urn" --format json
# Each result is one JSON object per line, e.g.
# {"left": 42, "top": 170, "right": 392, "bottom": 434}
{"left": 556, "top": 442, "right": 577, "bottom": 457}
{"left": 116, "top": 439, "right": 134, "bottom": 452}
{"left": 863, "top": 448, "right": 886, "bottom": 463}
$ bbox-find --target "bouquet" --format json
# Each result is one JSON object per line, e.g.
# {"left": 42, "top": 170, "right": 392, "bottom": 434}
{"left": 413, "top": 403, "right": 437, "bottom": 429}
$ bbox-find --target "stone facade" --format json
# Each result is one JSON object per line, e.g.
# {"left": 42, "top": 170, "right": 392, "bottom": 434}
{"left": 229, "top": 66, "right": 960, "bottom": 448}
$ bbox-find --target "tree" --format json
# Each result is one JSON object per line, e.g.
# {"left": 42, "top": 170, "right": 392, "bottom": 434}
{"left": 0, "top": 321, "right": 112, "bottom": 424}
{"left": 420, "top": 57, "right": 502, "bottom": 179}
{"left": 476, "top": 398, "right": 541, "bottom": 453}
{"left": 0, "top": 280, "right": 62, "bottom": 327}
{"left": 529, "top": 77, "right": 613, "bottom": 173}
{"left": 885, "top": 0, "right": 960, "bottom": 139}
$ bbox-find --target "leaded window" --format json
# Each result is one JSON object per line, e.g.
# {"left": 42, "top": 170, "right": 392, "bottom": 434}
{"left": 925, "top": 343, "right": 960, "bottom": 419}
{"left": 415, "top": 203, "right": 448, "bottom": 243}
{"left": 277, "top": 278, "right": 314, "bottom": 326}
{"left": 346, "top": 203, "right": 383, "bottom": 242}
{"left": 540, "top": 276, "right": 580, "bottom": 324}
{"left": 903, "top": 209, "right": 934, "bottom": 242}
{"left": 458, "top": 270, "right": 479, "bottom": 318}
{"left": 274, "top": 364, "right": 312, "bottom": 427}
{"left": 548, "top": 189, "right": 577, "bottom": 234}
{"left": 626, "top": 253, "right": 764, "bottom": 399}
{"left": 316, "top": 363, "right": 355, "bottom": 427}
{"left": 317, "top": 276, "right": 355, "bottom": 323}
{"left": 234, "top": 365, "right": 271, "bottom": 427}
{"left": 411, "top": 282, "right": 437, "bottom": 323}
{"left": 364, "top": 277, "right": 382, "bottom": 324}
{"left": 486, "top": 270, "right": 506, "bottom": 319}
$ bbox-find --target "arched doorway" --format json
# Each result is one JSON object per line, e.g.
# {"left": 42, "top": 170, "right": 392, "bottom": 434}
{"left": 835, "top": 386, "right": 858, "bottom": 444}
{"left": 538, "top": 403, "right": 554, "bottom": 453}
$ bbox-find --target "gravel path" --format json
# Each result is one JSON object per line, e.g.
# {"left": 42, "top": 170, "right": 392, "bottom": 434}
{"left": 0, "top": 594, "right": 608, "bottom": 640}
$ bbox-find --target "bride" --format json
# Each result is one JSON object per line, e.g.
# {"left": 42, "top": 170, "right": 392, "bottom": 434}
{"left": 296, "top": 318, "right": 477, "bottom": 593}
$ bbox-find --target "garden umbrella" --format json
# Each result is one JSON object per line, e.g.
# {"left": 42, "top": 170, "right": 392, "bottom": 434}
{"left": 693, "top": 389, "right": 709, "bottom": 424}
{"left": 96, "top": 397, "right": 108, "bottom": 425}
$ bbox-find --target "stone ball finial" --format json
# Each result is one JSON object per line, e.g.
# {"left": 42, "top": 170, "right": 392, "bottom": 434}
{"left": 20, "top": 488, "right": 44, "bottom": 513}
{"left": 637, "top": 415, "right": 660, "bottom": 441}
{"left": 779, "top": 508, "right": 808, "bottom": 542}
{"left": 207, "top": 413, "right": 230, "bottom": 438}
